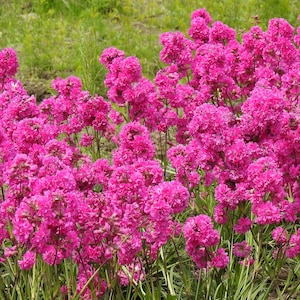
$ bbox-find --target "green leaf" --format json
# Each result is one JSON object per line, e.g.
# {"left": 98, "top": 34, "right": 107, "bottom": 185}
{"left": 166, "top": 295, "right": 177, "bottom": 300}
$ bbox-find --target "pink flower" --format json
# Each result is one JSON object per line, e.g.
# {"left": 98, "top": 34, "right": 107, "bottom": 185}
{"left": 159, "top": 32, "right": 194, "bottom": 70}
{"left": 215, "top": 183, "right": 239, "bottom": 209}
{"left": 191, "top": 8, "right": 212, "bottom": 24}
{"left": 42, "top": 246, "right": 63, "bottom": 265}
{"left": 241, "top": 87, "right": 285, "bottom": 141}
{"left": 4, "top": 246, "right": 18, "bottom": 258}
{"left": 106, "top": 56, "right": 141, "bottom": 91}
{"left": 113, "top": 122, "right": 155, "bottom": 165}
{"left": 253, "top": 202, "right": 283, "bottom": 225}
{"left": 188, "top": 16, "right": 210, "bottom": 45}
{"left": 246, "top": 156, "right": 284, "bottom": 204}
{"left": 134, "top": 160, "right": 163, "bottom": 187}
{"left": 80, "top": 133, "right": 94, "bottom": 147}
{"left": 51, "top": 76, "right": 82, "bottom": 99}
{"left": 233, "top": 241, "right": 252, "bottom": 258}
{"left": 188, "top": 103, "right": 234, "bottom": 141}
{"left": 286, "top": 230, "right": 300, "bottom": 258}
{"left": 272, "top": 227, "right": 288, "bottom": 244}
{"left": 213, "top": 204, "right": 228, "bottom": 225}
{"left": 267, "top": 18, "right": 294, "bottom": 42}
{"left": 99, "top": 47, "right": 125, "bottom": 67}
{"left": 18, "top": 251, "right": 36, "bottom": 270}
{"left": 294, "top": 26, "right": 300, "bottom": 46}
{"left": 151, "top": 180, "right": 189, "bottom": 214}
{"left": 76, "top": 265, "right": 107, "bottom": 299}
{"left": 210, "top": 248, "right": 229, "bottom": 269}
{"left": 109, "top": 110, "right": 124, "bottom": 125}
{"left": 60, "top": 285, "right": 68, "bottom": 295}
{"left": 184, "top": 215, "right": 220, "bottom": 248}
{"left": 0, "top": 48, "right": 19, "bottom": 79}
{"left": 234, "top": 217, "right": 252, "bottom": 234}
{"left": 209, "top": 21, "right": 236, "bottom": 45}
{"left": 183, "top": 215, "right": 221, "bottom": 269}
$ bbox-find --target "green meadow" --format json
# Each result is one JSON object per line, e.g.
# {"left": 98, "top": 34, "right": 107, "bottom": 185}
{"left": 0, "top": 0, "right": 298, "bottom": 97}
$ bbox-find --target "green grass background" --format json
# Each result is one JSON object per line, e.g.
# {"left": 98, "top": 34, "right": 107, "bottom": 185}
{"left": 0, "top": 0, "right": 299, "bottom": 97}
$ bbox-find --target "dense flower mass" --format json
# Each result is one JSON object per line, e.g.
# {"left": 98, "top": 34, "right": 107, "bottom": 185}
{"left": 1, "top": 8, "right": 300, "bottom": 297}
{"left": 183, "top": 215, "right": 227, "bottom": 269}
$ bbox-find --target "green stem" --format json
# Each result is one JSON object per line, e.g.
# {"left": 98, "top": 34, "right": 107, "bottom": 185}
{"left": 195, "top": 270, "right": 201, "bottom": 300}
{"left": 31, "top": 262, "right": 37, "bottom": 300}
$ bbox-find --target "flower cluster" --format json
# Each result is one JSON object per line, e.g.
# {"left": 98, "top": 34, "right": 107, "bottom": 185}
{"left": 1, "top": 7, "right": 300, "bottom": 297}
{"left": 0, "top": 52, "right": 189, "bottom": 295}
{"left": 183, "top": 215, "right": 228, "bottom": 269}
{"left": 156, "top": 8, "right": 300, "bottom": 264}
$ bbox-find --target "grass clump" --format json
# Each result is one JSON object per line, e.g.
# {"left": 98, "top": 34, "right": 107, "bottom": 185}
{"left": 0, "top": 0, "right": 299, "bottom": 97}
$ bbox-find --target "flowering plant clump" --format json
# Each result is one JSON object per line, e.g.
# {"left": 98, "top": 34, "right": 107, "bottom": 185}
{"left": 1, "top": 8, "right": 300, "bottom": 299}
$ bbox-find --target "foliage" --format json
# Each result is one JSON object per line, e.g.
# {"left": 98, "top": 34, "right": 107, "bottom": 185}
{"left": 0, "top": 0, "right": 299, "bottom": 97}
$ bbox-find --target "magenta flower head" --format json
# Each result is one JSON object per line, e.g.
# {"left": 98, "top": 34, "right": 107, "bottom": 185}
{"left": 80, "top": 133, "right": 94, "bottom": 147}
{"left": 183, "top": 213, "right": 228, "bottom": 270}
{"left": 210, "top": 21, "right": 236, "bottom": 45}
{"left": 253, "top": 202, "right": 282, "bottom": 225}
{"left": 4, "top": 246, "right": 18, "bottom": 258}
{"left": 267, "top": 18, "right": 294, "bottom": 42}
{"left": 159, "top": 32, "right": 194, "bottom": 69}
{"left": 184, "top": 214, "right": 220, "bottom": 247}
{"left": 241, "top": 87, "right": 285, "bottom": 140}
{"left": 188, "top": 9, "right": 212, "bottom": 46}
{"left": 134, "top": 160, "right": 163, "bottom": 187}
{"left": 191, "top": 8, "right": 212, "bottom": 24}
{"left": 188, "top": 15, "right": 210, "bottom": 44}
{"left": 294, "top": 24, "right": 300, "bottom": 46}
{"left": 213, "top": 204, "right": 228, "bottom": 225}
{"left": 151, "top": 180, "right": 189, "bottom": 214}
{"left": 115, "top": 121, "right": 155, "bottom": 164}
{"left": 233, "top": 241, "right": 252, "bottom": 258}
{"left": 0, "top": 48, "right": 18, "bottom": 79}
{"left": 18, "top": 251, "right": 36, "bottom": 270}
{"left": 272, "top": 227, "right": 288, "bottom": 244}
{"left": 233, "top": 217, "right": 252, "bottom": 234}
{"left": 211, "top": 248, "right": 229, "bottom": 269}
{"left": 51, "top": 76, "right": 82, "bottom": 99}
{"left": 188, "top": 103, "right": 234, "bottom": 140}
{"left": 117, "top": 56, "right": 142, "bottom": 88}
{"left": 99, "top": 46, "right": 125, "bottom": 68}
{"left": 285, "top": 229, "right": 300, "bottom": 259}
